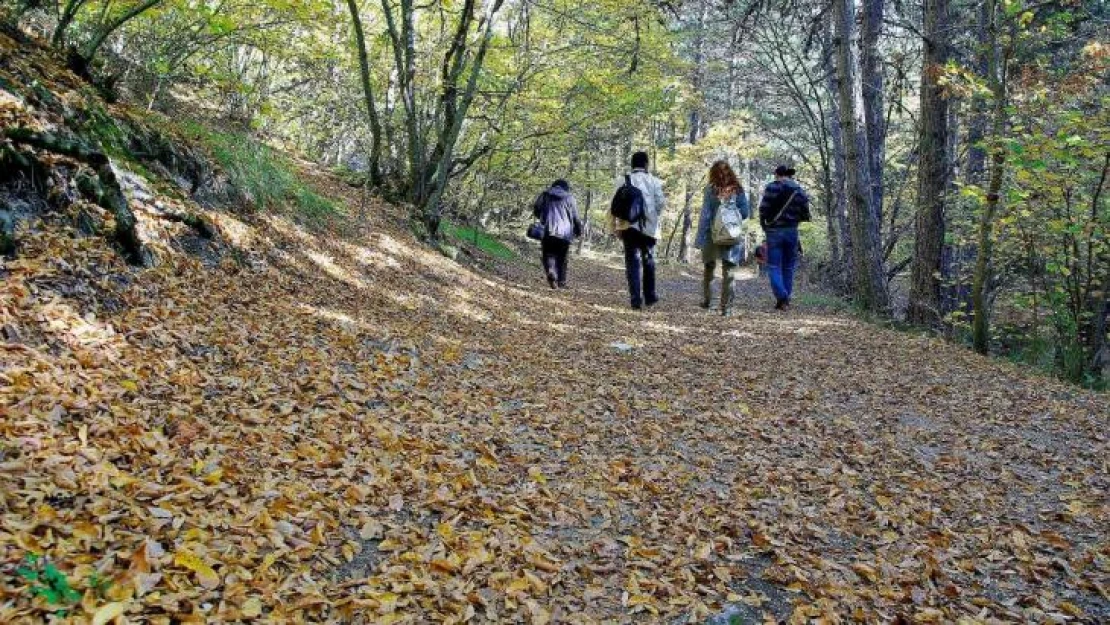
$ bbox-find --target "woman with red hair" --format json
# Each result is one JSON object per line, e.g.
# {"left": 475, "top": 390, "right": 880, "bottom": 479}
{"left": 693, "top": 160, "right": 750, "bottom": 315}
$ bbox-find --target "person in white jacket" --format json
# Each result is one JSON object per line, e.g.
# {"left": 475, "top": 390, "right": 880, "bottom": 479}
{"left": 611, "top": 151, "right": 666, "bottom": 310}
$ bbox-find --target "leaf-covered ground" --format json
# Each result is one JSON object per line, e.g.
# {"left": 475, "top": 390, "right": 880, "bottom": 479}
{"left": 3, "top": 170, "right": 1108, "bottom": 624}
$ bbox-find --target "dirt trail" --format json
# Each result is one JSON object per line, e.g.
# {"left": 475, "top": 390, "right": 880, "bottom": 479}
{"left": 3, "top": 206, "right": 1108, "bottom": 623}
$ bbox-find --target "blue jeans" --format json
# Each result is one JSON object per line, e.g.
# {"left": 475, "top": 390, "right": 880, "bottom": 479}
{"left": 765, "top": 227, "right": 799, "bottom": 302}
{"left": 621, "top": 228, "right": 657, "bottom": 307}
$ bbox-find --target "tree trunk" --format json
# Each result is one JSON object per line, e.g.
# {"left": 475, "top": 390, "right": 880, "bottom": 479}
{"left": 687, "top": 1, "right": 707, "bottom": 144}
{"left": 52, "top": 0, "right": 85, "bottom": 48}
{"left": 964, "top": 0, "right": 991, "bottom": 186}
{"left": 971, "top": 0, "right": 1009, "bottom": 355}
{"left": 908, "top": 0, "right": 951, "bottom": 326}
{"left": 82, "top": 0, "right": 164, "bottom": 63}
{"left": 823, "top": 27, "right": 852, "bottom": 291}
{"left": 860, "top": 0, "right": 886, "bottom": 223}
{"left": 835, "top": 0, "right": 888, "bottom": 313}
{"left": 677, "top": 182, "right": 693, "bottom": 263}
{"left": 344, "top": 0, "right": 383, "bottom": 187}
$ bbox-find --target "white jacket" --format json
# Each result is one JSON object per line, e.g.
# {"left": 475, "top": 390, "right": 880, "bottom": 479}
{"left": 612, "top": 169, "right": 666, "bottom": 240}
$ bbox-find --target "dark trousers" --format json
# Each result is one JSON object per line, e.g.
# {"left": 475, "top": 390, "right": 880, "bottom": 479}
{"left": 541, "top": 236, "right": 570, "bottom": 286}
{"left": 621, "top": 228, "right": 657, "bottom": 307}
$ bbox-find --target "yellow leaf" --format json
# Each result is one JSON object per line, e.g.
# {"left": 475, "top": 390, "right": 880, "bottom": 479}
{"left": 528, "top": 466, "right": 547, "bottom": 484}
{"left": 120, "top": 380, "right": 138, "bottom": 392}
{"left": 241, "top": 597, "right": 263, "bottom": 618}
{"left": 852, "top": 562, "right": 878, "bottom": 583}
{"left": 91, "top": 601, "right": 128, "bottom": 625}
{"left": 174, "top": 548, "right": 221, "bottom": 589}
{"left": 359, "top": 519, "right": 383, "bottom": 540}
{"left": 436, "top": 521, "right": 454, "bottom": 542}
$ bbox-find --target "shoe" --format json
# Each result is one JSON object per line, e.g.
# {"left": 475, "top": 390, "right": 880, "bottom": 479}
{"left": 631, "top": 301, "right": 643, "bottom": 311}
{"left": 557, "top": 283, "right": 567, "bottom": 289}
{"left": 698, "top": 300, "right": 710, "bottom": 309}
{"left": 645, "top": 297, "right": 659, "bottom": 308}
{"left": 774, "top": 299, "right": 786, "bottom": 310}
{"left": 720, "top": 308, "right": 732, "bottom": 317}
{"left": 547, "top": 277, "right": 557, "bottom": 289}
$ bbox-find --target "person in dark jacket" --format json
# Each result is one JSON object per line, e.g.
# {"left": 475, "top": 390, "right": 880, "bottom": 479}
{"left": 758, "top": 165, "right": 810, "bottom": 310}
{"left": 532, "top": 179, "right": 582, "bottom": 288}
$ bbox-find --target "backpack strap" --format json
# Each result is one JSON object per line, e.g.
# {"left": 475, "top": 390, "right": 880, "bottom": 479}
{"left": 770, "top": 189, "right": 798, "bottom": 227}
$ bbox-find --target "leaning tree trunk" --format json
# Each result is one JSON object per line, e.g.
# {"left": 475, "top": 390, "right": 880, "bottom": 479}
{"left": 834, "top": 0, "right": 888, "bottom": 313}
{"left": 908, "top": 0, "right": 951, "bottom": 326}
{"left": 344, "top": 0, "right": 383, "bottom": 188}
{"left": 971, "top": 0, "right": 1009, "bottom": 354}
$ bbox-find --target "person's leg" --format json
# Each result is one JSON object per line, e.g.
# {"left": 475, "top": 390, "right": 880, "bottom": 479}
{"left": 720, "top": 261, "right": 735, "bottom": 315}
{"left": 622, "top": 231, "right": 643, "bottom": 308}
{"left": 766, "top": 230, "right": 789, "bottom": 305}
{"left": 701, "top": 261, "right": 715, "bottom": 308}
{"left": 642, "top": 235, "right": 658, "bottom": 305}
{"left": 781, "top": 229, "right": 799, "bottom": 302}
{"left": 556, "top": 239, "right": 570, "bottom": 287}
{"left": 541, "top": 237, "right": 558, "bottom": 287}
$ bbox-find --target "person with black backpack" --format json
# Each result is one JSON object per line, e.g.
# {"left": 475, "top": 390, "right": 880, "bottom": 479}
{"left": 610, "top": 151, "right": 666, "bottom": 310}
{"left": 758, "top": 165, "right": 810, "bottom": 311}
{"left": 531, "top": 179, "right": 582, "bottom": 289}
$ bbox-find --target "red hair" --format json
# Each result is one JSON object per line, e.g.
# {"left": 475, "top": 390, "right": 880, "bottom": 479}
{"left": 709, "top": 160, "right": 742, "bottom": 198}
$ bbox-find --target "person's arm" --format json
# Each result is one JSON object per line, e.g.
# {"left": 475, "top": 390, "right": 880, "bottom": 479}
{"left": 796, "top": 187, "right": 810, "bottom": 212}
{"left": 758, "top": 184, "right": 776, "bottom": 228}
{"left": 654, "top": 177, "right": 666, "bottom": 216}
{"left": 737, "top": 191, "right": 751, "bottom": 220}
{"left": 532, "top": 193, "right": 544, "bottom": 220}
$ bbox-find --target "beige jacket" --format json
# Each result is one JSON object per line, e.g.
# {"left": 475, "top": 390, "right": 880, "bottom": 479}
{"left": 611, "top": 169, "right": 666, "bottom": 240}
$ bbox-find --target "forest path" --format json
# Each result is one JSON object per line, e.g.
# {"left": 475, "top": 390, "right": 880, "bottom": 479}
{"left": 3, "top": 214, "right": 1107, "bottom": 623}
{"left": 441, "top": 245, "right": 1110, "bottom": 621}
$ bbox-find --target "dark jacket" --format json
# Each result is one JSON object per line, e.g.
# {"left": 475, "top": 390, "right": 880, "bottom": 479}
{"left": 758, "top": 178, "right": 809, "bottom": 230}
{"left": 532, "top": 186, "right": 581, "bottom": 241}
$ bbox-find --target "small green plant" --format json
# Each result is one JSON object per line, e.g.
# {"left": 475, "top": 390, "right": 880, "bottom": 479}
{"left": 16, "top": 554, "right": 82, "bottom": 607}
{"left": 86, "top": 571, "right": 112, "bottom": 600}
{"left": 173, "top": 119, "right": 341, "bottom": 225}
{"left": 442, "top": 221, "right": 516, "bottom": 260}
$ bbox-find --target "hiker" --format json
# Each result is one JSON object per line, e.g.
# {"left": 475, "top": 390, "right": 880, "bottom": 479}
{"left": 610, "top": 151, "right": 666, "bottom": 310}
{"left": 531, "top": 179, "right": 582, "bottom": 289}
{"left": 758, "top": 165, "right": 810, "bottom": 310}
{"left": 694, "top": 160, "right": 750, "bottom": 316}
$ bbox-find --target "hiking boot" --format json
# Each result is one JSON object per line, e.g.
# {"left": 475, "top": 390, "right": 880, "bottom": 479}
{"left": 698, "top": 300, "right": 710, "bottom": 309}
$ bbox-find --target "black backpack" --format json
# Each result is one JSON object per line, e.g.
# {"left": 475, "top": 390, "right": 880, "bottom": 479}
{"left": 610, "top": 174, "right": 646, "bottom": 227}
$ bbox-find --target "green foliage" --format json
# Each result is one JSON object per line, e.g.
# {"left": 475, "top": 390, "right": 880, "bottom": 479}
{"left": 175, "top": 119, "right": 342, "bottom": 226}
{"left": 16, "top": 554, "right": 81, "bottom": 608}
{"left": 442, "top": 221, "right": 517, "bottom": 261}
